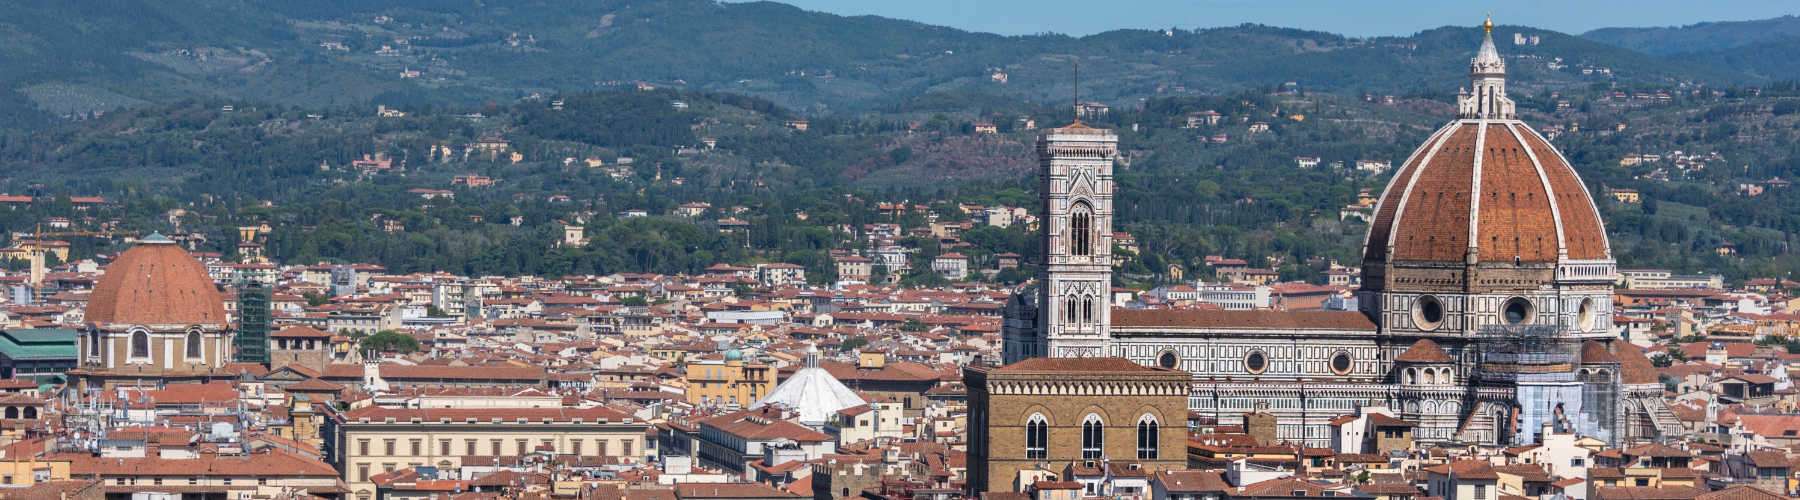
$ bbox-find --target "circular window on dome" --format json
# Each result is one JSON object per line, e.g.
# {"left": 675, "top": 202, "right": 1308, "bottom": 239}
{"left": 1577, "top": 298, "right": 1596, "bottom": 332}
{"left": 1503, "top": 297, "right": 1534, "bottom": 325}
{"left": 1413, "top": 295, "right": 1445, "bottom": 330}
{"left": 1243, "top": 350, "right": 1269, "bottom": 375}
{"left": 1330, "top": 351, "right": 1353, "bottom": 376}
{"left": 1157, "top": 350, "right": 1180, "bottom": 369}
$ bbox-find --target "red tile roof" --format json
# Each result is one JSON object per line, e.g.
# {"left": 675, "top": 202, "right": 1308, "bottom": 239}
{"left": 271, "top": 326, "right": 333, "bottom": 339}
{"left": 343, "top": 406, "right": 630, "bottom": 423}
{"left": 1113, "top": 309, "right": 1376, "bottom": 331}
{"left": 699, "top": 408, "right": 830, "bottom": 442}
{"left": 86, "top": 240, "right": 226, "bottom": 327}
{"left": 991, "top": 357, "right": 1157, "bottom": 374}
{"left": 1396, "top": 339, "right": 1454, "bottom": 363}
{"left": 59, "top": 448, "right": 337, "bottom": 477}
{"left": 673, "top": 482, "right": 800, "bottom": 498}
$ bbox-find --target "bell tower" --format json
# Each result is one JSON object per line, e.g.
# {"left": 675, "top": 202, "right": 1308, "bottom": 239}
{"left": 1037, "top": 123, "right": 1117, "bottom": 358}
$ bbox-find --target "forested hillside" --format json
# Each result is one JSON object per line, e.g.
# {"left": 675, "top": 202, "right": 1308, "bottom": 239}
{"left": 0, "top": 0, "right": 1760, "bottom": 125}
{"left": 5, "top": 2, "right": 1800, "bottom": 284}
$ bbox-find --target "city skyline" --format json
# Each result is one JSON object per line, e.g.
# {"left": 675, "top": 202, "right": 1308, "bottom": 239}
{"left": 2, "top": 3, "right": 1800, "bottom": 499}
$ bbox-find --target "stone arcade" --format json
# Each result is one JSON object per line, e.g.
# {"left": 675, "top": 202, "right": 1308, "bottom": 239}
{"left": 1003, "top": 18, "right": 1679, "bottom": 448}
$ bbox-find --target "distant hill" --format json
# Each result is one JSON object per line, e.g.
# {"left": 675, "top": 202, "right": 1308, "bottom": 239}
{"left": 1584, "top": 16, "right": 1800, "bottom": 81}
{"left": 0, "top": 0, "right": 1766, "bottom": 127}
{"left": 1583, "top": 16, "right": 1800, "bottom": 55}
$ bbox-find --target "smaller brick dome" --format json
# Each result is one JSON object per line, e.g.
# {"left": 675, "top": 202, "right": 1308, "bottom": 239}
{"left": 86, "top": 234, "right": 227, "bottom": 328}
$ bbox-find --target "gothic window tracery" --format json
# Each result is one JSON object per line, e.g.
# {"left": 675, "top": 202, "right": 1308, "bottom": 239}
{"left": 1081, "top": 414, "right": 1104, "bottom": 459}
{"left": 1136, "top": 415, "right": 1159, "bottom": 460}
{"left": 1025, "top": 414, "right": 1048, "bottom": 459}
{"left": 1069, "top": 202, "right": 1094, "bottom": 256}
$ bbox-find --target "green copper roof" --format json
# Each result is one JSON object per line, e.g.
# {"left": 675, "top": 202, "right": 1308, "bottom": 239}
{"left": 0, "top": 328, "right": 76, "bottom": 360}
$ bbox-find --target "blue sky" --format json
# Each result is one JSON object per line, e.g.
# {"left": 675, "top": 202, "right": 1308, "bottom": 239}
{"left": 758, "top": 0, "right": 1799, "bottom": 37}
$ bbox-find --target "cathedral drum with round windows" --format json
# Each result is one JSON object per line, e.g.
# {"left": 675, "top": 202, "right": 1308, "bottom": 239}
{"left": 1329, "top": 351, "right": 1354, "bottom": 376}
{"left": 1243, "top": 350, "right": 1268, "bottom": 375}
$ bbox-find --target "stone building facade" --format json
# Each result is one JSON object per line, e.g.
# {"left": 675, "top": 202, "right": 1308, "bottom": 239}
{"left": 966, "top": 357, "right": 1189, "bottom": 493}
{"left": 269, "top": 325, "right": 334, "bottom": 374}
{"left": 1003, "top": 19, "right": 1677, "bottom": 449}
{"left": 325, "top": 405, "right": 649, "bottom": 498}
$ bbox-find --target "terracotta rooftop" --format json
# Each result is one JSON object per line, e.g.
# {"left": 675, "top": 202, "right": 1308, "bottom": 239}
{"left": 271, "top": 325, "right": 333, "bottom": 339}
{"left": 86, "top": 239, "right": 226, "bottom": 327}
{"left": 1613, "top": 342, "right": 1660, "bottom": 385}
{"left": 1426, "top": 460, "right": 1499, "bottom": 480}
{"left": 1395, "top": 339, "right": 1455, "bottom": 363}
{"left": 1581, "top": 340, "right": 1620, "bottom": 364}
{"left": 990, "top": 357, "right": 1160, "bottom": 374}
{"left": 1154, "top": 470, "right": 1229, "bottom": 493}
{"left": 1113, "top": 308, "right": 1376, "bottom": 331}
{"left": 344, "top": 406, "right": 631, "bottom": 423}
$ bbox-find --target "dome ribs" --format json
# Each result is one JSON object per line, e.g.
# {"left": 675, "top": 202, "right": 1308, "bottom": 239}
{"left": 1363, "top": 124, "right": 1455, "bottom": 267}
{"left": 1393, "top": 125, "right": 1479, "bottom": 262}
{"left": 1477, "top": 124, "right": 1558, "bottom": 264}
{"left": 1520, "top": 128, "right": 1608, "bottom": 260}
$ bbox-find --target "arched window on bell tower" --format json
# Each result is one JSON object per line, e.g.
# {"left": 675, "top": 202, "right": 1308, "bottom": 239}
{"left": 1070, "top": 202, "right": 1093, "bottom": 256}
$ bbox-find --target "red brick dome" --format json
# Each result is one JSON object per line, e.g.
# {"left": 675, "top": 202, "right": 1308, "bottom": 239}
{"left": 86, "top": 235, "right": 227, "bottom": 328}
{"left": 1362, "top": 120, "right": 1609, "bottom": 277}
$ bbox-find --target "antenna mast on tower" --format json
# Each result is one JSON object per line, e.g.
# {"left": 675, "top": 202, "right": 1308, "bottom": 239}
{"left": 1072, "top": 59, "right": 1081, "bottom": 124}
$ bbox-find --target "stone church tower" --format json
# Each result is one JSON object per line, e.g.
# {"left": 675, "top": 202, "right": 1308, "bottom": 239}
{"left": 1031, "top": 123, "right": 1117, "bottom": 360}
{"left": 1004, "top": 123, "right": 1119, "bottom": 363}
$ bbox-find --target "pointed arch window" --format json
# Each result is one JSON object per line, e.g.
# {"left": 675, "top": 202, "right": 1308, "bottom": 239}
{"left": 185, "top": 330, "right": 203, "bottom": 360}
{"left": 1081, "top": 414, "right": 1104, "bottom": 459}
{"left": 1025, "top": 414, "right": 1048, "bottom": 459}
{"left": 1069, "top": 202, "right": 1093, "bottom": 256}
{"left": 129, "top": 330, "right": 150, "bottom": 359}
{"left": 1136, "top": 415, "right": 1159, "bottom": 459}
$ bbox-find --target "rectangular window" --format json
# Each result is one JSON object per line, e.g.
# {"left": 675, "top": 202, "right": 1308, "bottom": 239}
{"left": 358, "top": 439, "right": 370, "bottom": 456}
{"left": 491, "top": 439, "right": 503, "bottom": 455}
{"left": 440, "top": 440, "right": 451, "bottom": 456}
{"left": 410, "top": 439, "right": 422, "bottom": 456}
{"left": 358, "top": 465, "right": 370, "bottom": 482}
{"left": 1474, "top": 484, "right": 1487, "bottom": 499}
{"left": 598, "top": 440, "right": 610, "bottom": 456}
{"left": 384, "top": 439, "right": 396, "bottom": 456}
{"left": 517, "top": 439, "right": 529, "bottom": 454}
{"left": 467, "top": 440, "right": 477, "bottom": 456}
{"left": 622, "top": 440, "right": 633, "bottom": 456}
{"left": 571, "top": 440, "right": 583, "bottom": 456}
